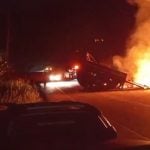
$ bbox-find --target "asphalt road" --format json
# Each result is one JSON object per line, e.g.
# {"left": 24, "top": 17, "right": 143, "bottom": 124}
{"left": 44, "top": 80, "right": 150, "bottom": 142}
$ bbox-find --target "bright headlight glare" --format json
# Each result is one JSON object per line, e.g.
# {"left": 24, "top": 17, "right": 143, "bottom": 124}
{"left": 49, "top": 74, "right": 62, "bottom": 81}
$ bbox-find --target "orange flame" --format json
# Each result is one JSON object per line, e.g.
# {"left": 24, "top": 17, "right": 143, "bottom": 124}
{"left": 134, "top": 51, "right": 150, "bottom": 86}
{"left": 113, "top": 0, "right": 150, "bottom": 87}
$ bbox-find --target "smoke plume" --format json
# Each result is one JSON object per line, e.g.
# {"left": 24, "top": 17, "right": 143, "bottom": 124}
{"left": 113, "top": 0, "right": 150, "bottom": 85}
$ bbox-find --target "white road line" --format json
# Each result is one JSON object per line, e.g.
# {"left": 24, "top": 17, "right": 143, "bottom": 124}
{"left": 113, "top": 120, "right": 150, "bottom": 141}
{"left": 55, "top": 87, "right": 75, "bottom": 101}
{"left": 106, "top": 95, "right": 150, "bottom": 108}
{"left": 47, "top": 89, "right": 150, "bottom": 141}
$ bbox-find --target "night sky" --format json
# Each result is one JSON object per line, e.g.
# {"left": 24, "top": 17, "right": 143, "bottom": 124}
{"left": 0, "top": 0, "right": 137, "bottom": 70}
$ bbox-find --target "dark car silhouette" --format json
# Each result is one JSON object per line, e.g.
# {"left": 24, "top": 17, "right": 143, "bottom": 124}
{"left": 0, "top": 101, "right": 117, "bottom": 150}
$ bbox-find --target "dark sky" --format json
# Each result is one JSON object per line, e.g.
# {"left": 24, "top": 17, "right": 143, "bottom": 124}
{"left": 0, "top": 0, "right": 137, "bottom": 70}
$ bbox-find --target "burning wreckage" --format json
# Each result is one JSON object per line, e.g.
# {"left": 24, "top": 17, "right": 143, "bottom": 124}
{"left": 77, "top": 61, "right": 127, "bottom": 91}
{"left": 4, "top": 52, "right": 149, "bottom": 91}
{"left": 75, "top": 51, "right": 149, "bottom": 91}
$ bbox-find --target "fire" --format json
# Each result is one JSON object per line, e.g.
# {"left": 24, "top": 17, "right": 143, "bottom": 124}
{"left": 135, "top": 54, "right": 150, "bottom": 86}
{"left": 113, "top": 0, "right": 150, "bottom": 87}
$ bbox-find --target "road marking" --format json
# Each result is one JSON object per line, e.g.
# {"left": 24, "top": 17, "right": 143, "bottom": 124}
{"left": 105, "top": 94, "right": 150, "bottom": 108}
{"left": 46, "top": 87, "right": 150, "bottom": 141}
{"left": 55, "top": 87, "right": 75, "bottom": 101}
{"left": 112, "top": 120, "right": 150, "bottom": 141}
{"left": 54, "top": 89, "right": 150, "bottom": 141}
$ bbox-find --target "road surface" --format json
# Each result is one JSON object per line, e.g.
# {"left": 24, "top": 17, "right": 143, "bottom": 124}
{"left": 43, "top": 80, "right": 150, "bottom": 142}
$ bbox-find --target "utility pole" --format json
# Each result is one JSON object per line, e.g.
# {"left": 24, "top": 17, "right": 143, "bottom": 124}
{"left": 6, "top": 10, "right": 10, "bottom": 63}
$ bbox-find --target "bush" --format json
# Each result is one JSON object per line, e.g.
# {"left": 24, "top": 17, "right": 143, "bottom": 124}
{"left": 0, "top": 78, "right": 43, "bottom": 104}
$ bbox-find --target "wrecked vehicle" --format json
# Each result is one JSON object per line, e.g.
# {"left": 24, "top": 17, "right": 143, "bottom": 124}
{"left": 76, "top": 52, "right": 127, "bottom": 91}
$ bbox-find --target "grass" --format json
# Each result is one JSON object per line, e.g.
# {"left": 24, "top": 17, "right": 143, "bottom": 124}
{"left": 0, "top": 78, "right": 43, "bottom": 104}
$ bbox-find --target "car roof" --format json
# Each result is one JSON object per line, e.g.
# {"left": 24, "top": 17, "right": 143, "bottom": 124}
{"left": 6, "top": 101, "right": 101, "bottom": 116}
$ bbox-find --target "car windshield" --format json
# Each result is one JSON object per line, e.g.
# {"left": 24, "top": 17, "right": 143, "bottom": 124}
{"left": 1, "top": 0, "right": 150, "bottom": 150}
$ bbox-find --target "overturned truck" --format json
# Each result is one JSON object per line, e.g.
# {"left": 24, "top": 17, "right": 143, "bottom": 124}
{"left": 77, "top": 60, "right": 127, "bottom": 91}
{"left": 77, "top": 61, "right": 127, "bottom": 91}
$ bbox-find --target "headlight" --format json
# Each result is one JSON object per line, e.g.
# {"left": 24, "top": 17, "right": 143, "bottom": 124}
{"left": 49, "top": 74, "right": 62, "bottom": 81}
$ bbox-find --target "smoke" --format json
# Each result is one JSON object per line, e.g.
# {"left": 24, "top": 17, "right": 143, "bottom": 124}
{"left": 113, "top": 0, "right": 150, "bottom": 82}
